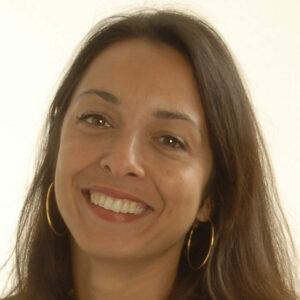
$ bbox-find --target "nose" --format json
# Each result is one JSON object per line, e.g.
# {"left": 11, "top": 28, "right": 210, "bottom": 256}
{"left": 99, "top": 134, "right": 145, "bottom": 179}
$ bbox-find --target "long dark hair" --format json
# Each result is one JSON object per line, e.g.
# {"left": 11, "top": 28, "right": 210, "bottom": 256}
{"left": 2, "top": 10, "right": 298, "bottom": 300}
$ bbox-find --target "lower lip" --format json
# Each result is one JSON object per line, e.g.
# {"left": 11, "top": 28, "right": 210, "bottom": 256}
{"left": 84, "top": 193, "right": 151, "bottom": 223}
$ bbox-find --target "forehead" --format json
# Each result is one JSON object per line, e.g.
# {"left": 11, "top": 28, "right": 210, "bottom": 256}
{"left": 72, "top": 39, "right": 205, "bottom": 123}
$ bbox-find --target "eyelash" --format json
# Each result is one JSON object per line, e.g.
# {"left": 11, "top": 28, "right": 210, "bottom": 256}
{"left": 157, "top": 135, "right": 187, "bottom": 150}
{"left": 77, "top": 113, "right": 111, "bottom": 128}
{"left": 77, "top": 113, "right": 187, "bottom": 151}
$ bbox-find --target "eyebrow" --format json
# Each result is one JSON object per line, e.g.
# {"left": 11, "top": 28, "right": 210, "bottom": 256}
{"left": 77, "top": 89, "right": 120, "bottom": 105}
{"left": 154, "top": 110, "right": 200, "bottom": 132}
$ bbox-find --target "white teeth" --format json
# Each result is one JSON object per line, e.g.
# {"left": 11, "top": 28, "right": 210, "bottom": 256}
{"left": 90, "top": 192, "right": 146, "bottom": 215}
{"left": 129, "top": 201, "right": 138, "bottom": 214}
{"left": 104, "top": 197, "right": 112, "bottom": 210}
{"left": 121, "top": 201, "right": 129, "bottom": 213}
{"left": 111, "top": 199, "right": 122, "bottom": 213}
{"left": 99, "top": 196, "right": 105, "bottom": 207}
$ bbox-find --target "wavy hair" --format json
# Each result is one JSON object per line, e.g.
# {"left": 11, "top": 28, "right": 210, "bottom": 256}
{"left": 2, "top": 10, "right": 298, "bottom": 300}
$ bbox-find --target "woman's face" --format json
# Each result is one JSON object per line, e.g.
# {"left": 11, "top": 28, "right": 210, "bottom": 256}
{"left": 54, "top": 39, "right": 213, "bottom": 261}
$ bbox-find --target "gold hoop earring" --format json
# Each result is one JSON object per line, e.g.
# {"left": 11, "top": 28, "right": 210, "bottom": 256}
{"left": 46, "top": 182, "right": 67, "bottom": 236}
{"left": 187, "top": 218, "right": 214, "bottom": 270}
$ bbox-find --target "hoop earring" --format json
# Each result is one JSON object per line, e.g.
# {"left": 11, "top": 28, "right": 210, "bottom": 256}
{"left": 46, "top": 182, "right": 67, "bottom": 236}
{"left": 187, "top": 218, "right": 214, "bottom": 270}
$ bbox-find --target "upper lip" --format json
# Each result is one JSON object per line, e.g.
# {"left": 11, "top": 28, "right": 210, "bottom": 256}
{"left": 83, "top": 185, "right": 152, "bottom": 209}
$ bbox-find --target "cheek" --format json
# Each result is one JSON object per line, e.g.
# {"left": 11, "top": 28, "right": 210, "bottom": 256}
{"left": 144, "top": 163, "right": 207, "bottom": 252}
{"left": 54, "top": 130, "right": 105, "bottom": 237}
{"left": 157, "top": 162, "right": 206, "bottom": 217}
{"left": 55, "top": 132, "right": 100, "bottom": 182}
{"left": 54, "top": 130, "right": 97, "bottom": 210}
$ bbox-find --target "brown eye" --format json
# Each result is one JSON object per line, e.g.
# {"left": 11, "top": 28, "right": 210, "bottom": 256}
{"left": 157, "top": 135, "right": 186, "bottom": 150}
{"left": 77, "top": 113, "right": 111, "bottom": 128}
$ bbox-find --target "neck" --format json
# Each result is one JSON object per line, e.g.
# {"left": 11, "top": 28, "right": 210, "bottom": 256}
{"left": 71, "top": 241, "right": 183, "bottom": 300}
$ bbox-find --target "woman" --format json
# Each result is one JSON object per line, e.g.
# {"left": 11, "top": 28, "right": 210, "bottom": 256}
{"left": 1, "top": 10, "right": 298, "bottom": 300}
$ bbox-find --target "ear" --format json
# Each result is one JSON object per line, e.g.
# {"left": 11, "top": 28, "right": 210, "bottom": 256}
{"left": 196, "top": 199, "right": 212, "bottom": 222}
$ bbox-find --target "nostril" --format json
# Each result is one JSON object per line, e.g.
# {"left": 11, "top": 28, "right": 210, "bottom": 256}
{"left": 128, "top": 172, "right": 138, "bottom": 177}
{"left": 103, "top": 164, "right": 112, "bottom": 172}
{"left": 99, "top": 154, "right": 145, "bottom": 178}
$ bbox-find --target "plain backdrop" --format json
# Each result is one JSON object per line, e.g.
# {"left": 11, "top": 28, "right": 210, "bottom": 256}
{"left": 0, "top": 0, "right": 299, "bottom": 291}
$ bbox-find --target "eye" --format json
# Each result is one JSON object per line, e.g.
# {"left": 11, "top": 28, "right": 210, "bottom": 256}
{"left": 77, "top": 112, "right": 111, "bottom": 128}
{"left": 157, "top": 135, "right": 186, "bottom": 150}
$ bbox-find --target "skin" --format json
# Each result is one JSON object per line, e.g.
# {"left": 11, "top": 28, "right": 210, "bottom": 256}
{"left": 54, "top": 39, "right": 213, "bottom": 300}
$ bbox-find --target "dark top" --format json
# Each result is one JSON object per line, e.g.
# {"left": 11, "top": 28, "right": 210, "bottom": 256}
{"left": 2, "top": 296, "right": 23, "bottom": 300}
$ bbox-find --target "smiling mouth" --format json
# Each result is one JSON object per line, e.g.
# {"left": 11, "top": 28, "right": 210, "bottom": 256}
{"left": 83, "top": 190, "right": 149, "bottom": 215}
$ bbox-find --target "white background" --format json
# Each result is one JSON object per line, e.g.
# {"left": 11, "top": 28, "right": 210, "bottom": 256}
{"left": 0, "top": 0, "right": 299, "bottom": 291}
